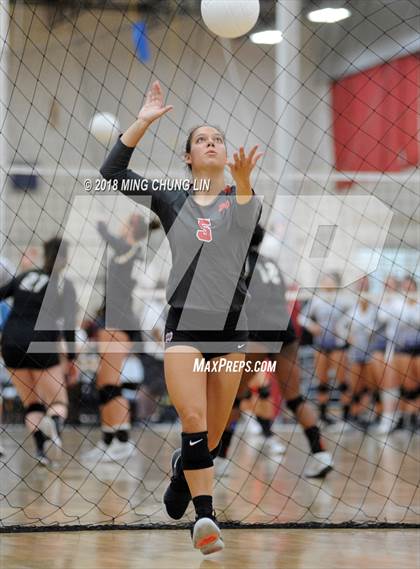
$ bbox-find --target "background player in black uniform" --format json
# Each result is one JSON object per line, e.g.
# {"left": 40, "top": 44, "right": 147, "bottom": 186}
{"left": 0, "top": 238, "right": 78, "bottom": 465}
{"left": 218, "top": 224, "right": 333, "bottom": 478}
{"left": 100, "top": 80, "right": 262, "bottom": 554}
{"left": 83, "top": 214, "right": 159, "bottom": 463}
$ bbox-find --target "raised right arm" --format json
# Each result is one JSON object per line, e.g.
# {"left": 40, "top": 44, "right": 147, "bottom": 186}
{"left": 100, "top": 81, "right": 173, "bottom": 215}
{"left": 99, "top": 132, "right": 154, "bottom": 198}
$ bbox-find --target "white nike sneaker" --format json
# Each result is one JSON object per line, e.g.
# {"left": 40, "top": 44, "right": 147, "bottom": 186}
{"left": 257, "top": 435, "right": 286, "bottom": 455}
{"left": 214, "top": 457, "right": 230, "bottom": 478}
{"left": 242, "top": 416, "right": 262, "bottom": 435}
{"left": 328, "top": 420, "right": 352, "bottom": 434}
{"left": 83, "top": 439, "right": 136, "bottom": 464}
{"left": 39, "top": 416, "right": 62, "bottom": 461}
{"left": 201, "top": 538, "right": 224, "bottom": 555}
{"left": 81, "top": 441, "right": 108, "bottom": 463}
{"left": 371, "top": 416, "right": 394, "bottom": 435}
{"left": 192, "top": 517, "right": 224, "bottom": 555}
{"left": 35, "top": 449, "right": 51, "bottom": 467}
{"left": 104, "top": 439, "right": 136, "bottom": 462}
{"left": 304, "top": 451, "right": 334, "bottom": 478}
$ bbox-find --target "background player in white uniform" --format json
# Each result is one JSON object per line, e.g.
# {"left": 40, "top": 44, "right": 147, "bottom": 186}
{"left": 298, "top": 275, "right": 351, "bottom": 425}
{"left": 370, "top": 276, "right": 401, "bottom": 432}
{"left": 337, "top": 291, "right": 386, "bottom": 429}
{"left": 389, "top": 275, "right": 419, "bottom": 432}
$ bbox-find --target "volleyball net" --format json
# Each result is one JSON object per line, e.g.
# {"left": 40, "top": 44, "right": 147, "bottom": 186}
{"left": 0, "top": 0, "right": 419, "bottom": 530}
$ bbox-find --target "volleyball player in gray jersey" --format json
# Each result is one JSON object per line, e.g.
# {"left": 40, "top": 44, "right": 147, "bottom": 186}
{"left": 389, "top": 276, "right": 419, "bottom": 432}
{"left": 298, "top": 275, "right": 351, "bottom": 425}
{"left": 100, "top": 81, "right": 262, "bottom": 554}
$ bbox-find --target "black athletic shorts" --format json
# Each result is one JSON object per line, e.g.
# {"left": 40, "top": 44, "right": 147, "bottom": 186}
{"left": 315, "top": 342, "right": 349, "bottom": 355}
{"left": 2, "top": 343, "right": 60, "bottom": 370}
{"left": 248, "top": 321, "right": 297, "bottom": 348}
{"left": 116, "top": 329, "right": 142, "bottom": 343}
{"left": 96, "top": 316, "right": 143, "bottom": 343}
{"left": 395, "top": 345, "right": 420, "bottom": 357}
{"left": 164, "top": 307, "right": 248, "bottom": 362}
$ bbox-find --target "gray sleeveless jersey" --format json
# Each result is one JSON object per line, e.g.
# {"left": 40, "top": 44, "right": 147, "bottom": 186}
{"left": 100, "top": 138, "right": 262, "bottom": 327}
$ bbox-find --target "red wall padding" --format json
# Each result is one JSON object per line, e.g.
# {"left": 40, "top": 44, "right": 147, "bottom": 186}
{"left": 332, "top": 54, "right": 420, "bottom": 172}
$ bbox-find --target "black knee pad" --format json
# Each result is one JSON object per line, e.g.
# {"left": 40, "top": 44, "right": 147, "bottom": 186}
{"left": 24, "top": 403, "right": 46, "bottom": 417}
{"left": 338, "top": 383, "right": 349, "bottom": 394}
{"left": 98, "top": 385, "right": 122, "bottom": 406}
{"left": 372, "top": 390, "right": 382, "bottom": 404}
{"left": 210, "top": 442, "right": 221, "bottom": 460}
{"left": 181, "top": 431, "right": 212, "bottom": 471}
{"left": 318, "top": 384, "right": 330, "bottom": 394}
{"left": 241, "top": 389, "right": 252, "bottom": 401}
{"left": 286, "top": 395, "right": 304, "bottom": 415}
{"left": 258, "top": 385, "right": 271, "bottom": 400}
{"left": 405, "top": 389, "right": 419, "bottom": 401}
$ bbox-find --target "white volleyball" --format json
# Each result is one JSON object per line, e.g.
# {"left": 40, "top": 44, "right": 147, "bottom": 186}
{"left": 201, "top": 0, "right": 260, "bottom": 39}
{"left": 90, "top": 112, "right": 120, "bottom": 145}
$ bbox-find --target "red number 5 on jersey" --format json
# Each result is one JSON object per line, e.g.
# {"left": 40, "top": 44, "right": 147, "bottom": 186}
{"left": 196, "top": 218, "right": 213, "bottom": 242}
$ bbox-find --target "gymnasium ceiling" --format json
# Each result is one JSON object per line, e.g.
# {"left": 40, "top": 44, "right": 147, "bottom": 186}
{"left": 8, "top": 0, "right": 420, "bottom": 77}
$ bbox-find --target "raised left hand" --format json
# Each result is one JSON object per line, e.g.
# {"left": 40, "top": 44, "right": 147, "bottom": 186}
{"left": 227, "top": 145, "right": 263, "bottom": 188}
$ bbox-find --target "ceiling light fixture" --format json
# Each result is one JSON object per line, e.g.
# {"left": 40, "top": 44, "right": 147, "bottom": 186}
{"left": 307, "top": 7, "right": 351, "bottom": 23}
{"left": 250, "top": 30, "right": 283, "bottom": 45}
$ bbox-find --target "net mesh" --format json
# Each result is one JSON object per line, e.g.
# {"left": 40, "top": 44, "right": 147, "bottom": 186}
{"left": 0, "top": 0, "right": 419, "bottom": 531}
